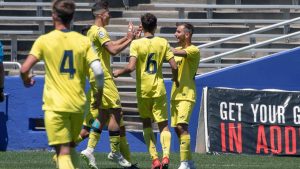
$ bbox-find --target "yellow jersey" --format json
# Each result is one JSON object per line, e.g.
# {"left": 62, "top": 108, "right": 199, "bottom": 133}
{"left": 87, "top": 25, "right": 111, "bottom": 82}
{"left": 130, "top": 36, "right": 174, "bottom": 98}
{"left": 29, "top": 29, "right": 98, "bottom": 112}
{"left": 171, "top": 45, "right": 200, "bottom": 102}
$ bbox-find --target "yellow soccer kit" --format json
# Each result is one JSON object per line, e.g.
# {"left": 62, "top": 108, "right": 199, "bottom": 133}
{"left": 130, "top": 36, "right": 173, "bottom": 122}
{"left": 30, "top": 29, "right": 98, "bottom": 112}
{"left": 30, "top": 29, "right": 99, "bottom": 145}
{"left": 87, "top": 25, "right": 121, "bottom": 110}
{"left": 170, "top": 45, "right": 200, "bottom": 126}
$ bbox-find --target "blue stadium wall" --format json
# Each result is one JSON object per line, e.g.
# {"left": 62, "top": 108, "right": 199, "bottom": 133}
{"left": 1, "top": 47, "right": 300, "bottom": 152}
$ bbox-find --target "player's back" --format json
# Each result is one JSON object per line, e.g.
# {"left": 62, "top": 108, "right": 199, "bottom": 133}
{"left": 30, "top": 30, "right": 94, "bottom": 112}
{"left": 130, "top": 36, "right": 173, "bottom": 98}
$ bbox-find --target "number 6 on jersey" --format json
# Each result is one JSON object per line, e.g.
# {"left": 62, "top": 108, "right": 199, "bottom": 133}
{"left": 145, "top": 53, "right": 157, "bottom": 74}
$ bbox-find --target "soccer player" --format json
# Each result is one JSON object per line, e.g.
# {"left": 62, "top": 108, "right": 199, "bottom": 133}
{"left": 113, "top": 13, "right": 179, "bottom": 169}
{"left": 171, "top": 23, "right": 200, "bottom": 169}
{"left": 78, "top": 1, "right": 137, "bottom": 168}
{"left": 0, "top": 41, "right": 5, "bottom": 102}
{"left": 20, "top": 1, "right": 104, "bottom": 169}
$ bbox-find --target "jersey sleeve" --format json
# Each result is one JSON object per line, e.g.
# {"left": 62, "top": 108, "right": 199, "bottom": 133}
{"left": 165, "top": 42, "right": 174, "bottom": 61}
{"left": 184, "top": 46, "right": 200, "bottom": 59}
{"left": 129, "top": 40, "right": 138, "bottom": 58}
{"left": 86, "top": 42, "right": 99, "bottom": 65}
{"left": 97, "top": 27, "right": 110, "bottom": 46}
{"left": 29, "top": 36, "right": 44, "bottom": 60}
{"left": 0, "top": 41, "right": 3, "bottom": 62}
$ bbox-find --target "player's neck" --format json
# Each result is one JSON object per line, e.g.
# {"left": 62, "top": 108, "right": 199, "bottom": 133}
{"left": 94, "top": 18, "right": 106, "bottom": 27}
{"left": 180, "top": 40, "right": 191, "bottom": 48}
{"left": 144, "top": 32, "right": 154, "bottom": 38}
{"left": 55, "top": 22, "right": 70, "bottom": 31}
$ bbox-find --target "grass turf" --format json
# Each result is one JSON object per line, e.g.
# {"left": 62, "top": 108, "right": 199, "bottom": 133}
{"left": 0, "top": 151, "right": 300, "bottom": 169}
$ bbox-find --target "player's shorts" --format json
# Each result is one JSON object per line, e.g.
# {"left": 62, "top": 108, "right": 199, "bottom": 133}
{"left": 44, "top": 111, "right": 84, "bottom": 146}
{"left": 83, "top": 79, "right": 123, "bottom": 127}
{"left": 170, "top": 100, "right": 195, "bottom": 127}
{"left": 90, "top": 79, "right": 121, "bottom": 110}
{"left": 137, "top": 95, "right": 168, "bottom": 123}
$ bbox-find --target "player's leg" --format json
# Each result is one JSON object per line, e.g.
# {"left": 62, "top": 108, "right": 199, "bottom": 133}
{"left": 45, "top": 111, "right": 81, "bottom": 169}
{"left": 154, "top": 95, "right": 171, "bottom": 169}
{"left": 137, "top": 97, "right": 160, "bottom": 169}
{"left": 107, "top": 108, "right": 132, "bottom": 167}
{"left": 173, "top": 101, "right": 196, "bottom": 169}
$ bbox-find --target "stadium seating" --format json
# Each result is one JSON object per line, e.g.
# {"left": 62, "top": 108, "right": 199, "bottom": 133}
{"left": 1, "top": 0, "right": 300, "bottom": 131}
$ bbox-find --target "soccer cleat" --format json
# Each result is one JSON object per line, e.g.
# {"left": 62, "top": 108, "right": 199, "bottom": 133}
{"left": 124, "top": 163, "right": 140, "bottom": 169}
{"left": 151, "top": 158, "right": 161, "bottom": 169}
{"left": 188, "top": 160, "right": 196, "bottom": 169}
{"left": 110, "top": 152, "right": 132, "bottom": 167}
{"left": 178, "top": 161, "right": 192, "bottom": 169}
{"left": 161, "top": 157, "right": 169, "bottom": 169}
{"left": 107, "top": 152, "right": 113, "bottom": 160}
{"left": 80, "top": 149, "right": 98, "bottom": 169}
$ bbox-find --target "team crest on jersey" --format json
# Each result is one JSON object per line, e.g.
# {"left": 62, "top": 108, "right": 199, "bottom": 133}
{"left": 98, "top": 31, "right": 105, "bottom": 38}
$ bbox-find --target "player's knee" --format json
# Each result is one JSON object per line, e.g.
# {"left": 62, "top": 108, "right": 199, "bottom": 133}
{"left": 176, "top": 123, "right": 189, "bottom": 135}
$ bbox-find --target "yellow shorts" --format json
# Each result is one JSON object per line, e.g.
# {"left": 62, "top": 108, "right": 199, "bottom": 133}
{"left": 44, "top": 111, "right": 84, "bottom": 146}
{"left": 90, "top": 79, "right": 121, "bottom": 109}
{"left": 170, "top": 100, "right": 194, "bottom": 127}
{"left": 137, "top": 95, "right": 168, "bottom": 123}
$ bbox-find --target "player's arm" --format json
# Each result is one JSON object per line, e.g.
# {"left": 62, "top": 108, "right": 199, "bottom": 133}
{"left": 90, "top": 59, "right": 104, "bottom": 109}
{"left": 20, "top": 55, "right": 39, "bottom": 87}
{"left": 113, "top": 56, "right": 136, "bottom": 78}
{"left": 171, "top": 48, "right": 187, "bottom": 57}
{"left": 103, "top": 22, "right": 135, "bottom": 56}
{"left": 168, "top": 57, "right": 179, "bottom": 87}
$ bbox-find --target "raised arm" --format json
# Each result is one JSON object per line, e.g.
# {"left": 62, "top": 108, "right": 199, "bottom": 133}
{"left": 20, "top": 55, "right": 39, "bottom": 87}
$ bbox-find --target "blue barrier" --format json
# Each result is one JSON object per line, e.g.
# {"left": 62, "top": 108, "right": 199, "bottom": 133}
{"left": 3, "top": 47, "right": 300, "bottom": 152}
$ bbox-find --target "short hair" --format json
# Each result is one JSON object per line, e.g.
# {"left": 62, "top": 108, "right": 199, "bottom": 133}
{"left": 176, "top": 22, "right": 194, "bottom": 35}
{"left": 91, "top": 0, "right": 109, "bottom": 16}
{"left": 141, "top": 13, "right": 157, "bottom": 33}
{"left": 81, "top": 25, "right": 91, "bottom": 36}
{"left": 52, "top": 0, "right": 75, "bottom": 25}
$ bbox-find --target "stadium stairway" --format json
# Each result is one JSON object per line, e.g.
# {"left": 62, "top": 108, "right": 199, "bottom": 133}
{"left": 1, "top": 0, "right": 300, "bottom": 132}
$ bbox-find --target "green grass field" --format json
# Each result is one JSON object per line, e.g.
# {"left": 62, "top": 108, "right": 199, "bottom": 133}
{"left": 1, "top": 151, "right": 300, "bottom": 169}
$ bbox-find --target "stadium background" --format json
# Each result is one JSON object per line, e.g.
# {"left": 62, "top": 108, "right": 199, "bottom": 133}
{"left": 1, "top": 0, "right": 300, "bottom": 154}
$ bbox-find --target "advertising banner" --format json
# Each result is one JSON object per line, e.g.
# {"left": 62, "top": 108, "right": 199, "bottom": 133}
{"left": 204, "top": 87, "right": 300, "bottom": 155}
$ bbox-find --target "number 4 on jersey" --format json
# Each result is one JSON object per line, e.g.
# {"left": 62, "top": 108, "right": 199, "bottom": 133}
{"left": 60, "top": 50, "right": 76, "bottom": 79}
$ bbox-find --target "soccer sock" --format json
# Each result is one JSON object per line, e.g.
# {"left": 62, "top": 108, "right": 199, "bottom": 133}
{"left": 120, "top": 136, "right": 131, "bottom": 162}
{"left": 109, "top": 131, "right": 121, "bottom": 153}
{"left": 70, "top": 148, "right": 80, "bottom": 169}
{"left": 57, "top": 155, "right": 74, "bottom": 169}
{"left": 180, "top": 134, "right": 191, "bottom": 161}
{"left": 87, "top": 131, "right": 101, "bottom": 151}
{"left": 143, "top": 127, "right": 158, "bottom": 160}
{"left": 160, "top": 130, "right": 171, "bottom": 158}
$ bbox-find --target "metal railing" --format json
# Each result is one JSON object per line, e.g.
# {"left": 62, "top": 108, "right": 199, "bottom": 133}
{"left": 198, "top": 16, "right": 300, "bottom": 63}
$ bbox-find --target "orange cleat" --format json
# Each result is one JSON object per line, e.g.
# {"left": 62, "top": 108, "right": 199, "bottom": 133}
{"left": 161, "top": 157, "right": 169, "bottom": 169}
{"left": 151, "top": 158, "right": 162, "bottom": 169}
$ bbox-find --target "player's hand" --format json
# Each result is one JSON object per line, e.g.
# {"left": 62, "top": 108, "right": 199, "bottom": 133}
{"left": 23, "top": 74, "right": 36, "bottom": 88}
{"left": 92, "top": 89, "right": 103, "bottom": 109}
{"left": 113, "top": 69, "right": 121, "bottom": 78}
{"left": 127, "top": 22, "right": 135, "bottom": 40}
{"left": 135, "top": 24, "right": 142, "bottom": 39}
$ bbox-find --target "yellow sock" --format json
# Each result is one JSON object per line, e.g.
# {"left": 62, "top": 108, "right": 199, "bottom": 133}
{"left": 87, "top": 131, "right": 100, "bottom": 148}
{"left": 70, "top": 148, "right": 80, "bottom": 169}
{"left": 74, "top": 135, "right": 84, "bottom": 144}
{"left": 180, "top": 134, "right": 191, "bottom": 161}
{"left": 57, "top": 155, "right": 74, "bottom": 169}
{"left": 120, "top": 136, "right": 131, "bottom": 162}
{"left": 143, "top": 128, "right": 158, "bottom": 160}
{"left": 52, "top": 154, "right": 58, "bottom": 169}
{"left": 160, "top": 130, "right": 171, "bottom": 158}
{"left": 110, "top": 135, "right": 121, "bottom": 153}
